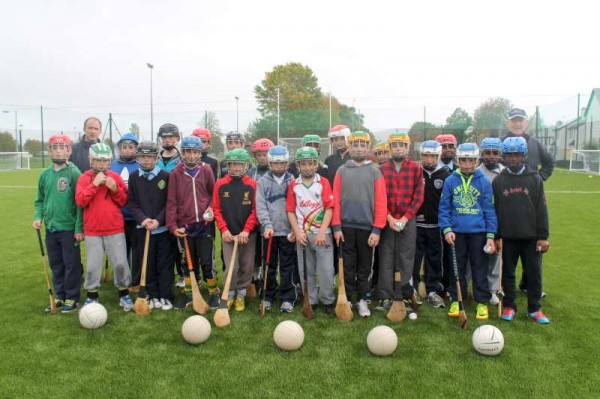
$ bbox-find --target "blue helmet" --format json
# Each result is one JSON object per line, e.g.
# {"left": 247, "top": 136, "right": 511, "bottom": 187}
{"left": 267, "top": 145, "right": 290, "bottom": 163}
{"left": 502, "top": 137, "right": 527, "bottom": 155}
{"left": 181, "top": 136, "right": 203, "bottom": 151}
{"left": 480, "top": 137, "right": 503, "bottom": 153}
{"left": 117, "top": 132, "right": 139, "bottom": 146}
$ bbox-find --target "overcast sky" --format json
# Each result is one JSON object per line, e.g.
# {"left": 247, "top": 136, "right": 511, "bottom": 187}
{"left": 1, "top": 0, "right": 598, "bottom": 142}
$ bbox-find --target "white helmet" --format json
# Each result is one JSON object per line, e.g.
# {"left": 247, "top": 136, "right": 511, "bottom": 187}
{"left": 328, "top": 124, "right": 351, "bottom": 139}
{"left": 456, "top": 143, "right": 480, "bottom": 159}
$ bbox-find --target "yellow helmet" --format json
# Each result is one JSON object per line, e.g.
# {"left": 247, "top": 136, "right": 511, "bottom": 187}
{"left": 387, "top": 132, "right": 410, "bottom": 145}
{"left": 348, "top": 131, "right": 371, "bottom": 145}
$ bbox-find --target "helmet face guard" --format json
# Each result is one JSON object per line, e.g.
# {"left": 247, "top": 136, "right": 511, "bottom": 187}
{"left": 420, "top": 140, "right": 441, "bottom": 170}
{"left": 502, "top": 136, "right": 528, "bottom": 172}
{"left": 89, "top": 143, "right": 112, "bottom": 173}
{"left": 329, "top": 125, "right": 350, "bottom": 152}
{"left": 48, "top": 134, "right": 73, "bottom": 165}
{"left": 456, "top": 143, "right": 480, "bottom": 175}
{"left": 136, "top": 141, "right": 159, "bottom": 172}
{"left": 480, "top": 138, "right": 503, "bottom": 169}
{"left": 224, "top": 148, "right": 250, "bottom": 177}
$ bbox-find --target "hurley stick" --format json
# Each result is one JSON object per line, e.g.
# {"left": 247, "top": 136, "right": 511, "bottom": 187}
{"left": 260, "top": 236, "right": 273, "bottom": 319}
{"left": 301, "top": 245, "right": 314, "bottom": 320}
{"left": 183, "top": 236, "right": 209, "bottom": 315}
{"left": 335, "top": 242, "right": 353, "bottom": 321}
{"left": 450, "top": 244, "right": 468, "bottom": 330}
{"left": 214, "top": 238, "right": 239, "bottom": 328}
{"left": 36, "top": 229, "right": 57, "bottom": 315}
{"left": 133, "top": 230, "right": 151, "bottom": 316}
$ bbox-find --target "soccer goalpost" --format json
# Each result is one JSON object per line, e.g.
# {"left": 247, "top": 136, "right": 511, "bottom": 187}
{"left": 0, "top": 152, "right": 31, "bottom": 171}
{"left": 569, "top": 150, "right": 600, "bottom": 175}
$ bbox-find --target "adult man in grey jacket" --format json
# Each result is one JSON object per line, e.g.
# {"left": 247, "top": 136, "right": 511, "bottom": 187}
{"left": 70, "top": 117, "right": 102, "bottom": 172}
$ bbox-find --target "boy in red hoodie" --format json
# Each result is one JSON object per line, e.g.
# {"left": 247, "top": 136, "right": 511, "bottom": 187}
{"left": 75, "top": 143, "right": 133, "bottom": 310}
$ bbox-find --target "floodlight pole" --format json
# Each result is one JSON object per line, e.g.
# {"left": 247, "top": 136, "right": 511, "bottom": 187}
{"left": 235, "top": 96, "right": 239, "bottom": 132}
{"left": 276, "top": 87, "right": 280, "bottom": 145}
{"left": 147, "top": 63, "right": 154, "bottom": 141}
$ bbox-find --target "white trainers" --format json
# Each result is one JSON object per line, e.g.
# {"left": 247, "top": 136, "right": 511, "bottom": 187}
{"left": 427, "top": 292, "right": 446, "bottom": 308}
{"left": 489, "top": 293, "right": 500, "bottom": 306}
{"left": 357, "top": 299, "right": 371, "bottom": 317}
{"left": 176, "top": 276, "right": 185, "bottom": 288}
{"left": 160, "top": 298, "right": 173, "bottom": 310}
{"left": 151, "top": 298, "right": 162, "bottom": 309}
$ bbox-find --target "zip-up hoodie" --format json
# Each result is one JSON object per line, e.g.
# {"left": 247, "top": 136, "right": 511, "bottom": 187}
{"left": 33, "top": 163, "right": 83, "bottom": 234}
{"left": 165, "top": 163, "right": 214, "bottom": 234}
{"left": 331, "top": 160, "right": 387, "bottom": 234}
{"left": 492, "top": 165, "right": 549, "bottom": 240}
{"left": 256, "top": 171, "right": 293, "bottom": 236}
{"left": 75, "top": 169, "right": 128, "bottom": 236}
{"left": 416, "top": 165, "right": 450, "bottom": 228}
{"left": 438, "top": 168, "right": 497, "bottom": 238}
{"left": 158, "top": 150, "right": 182, "bottom": 173}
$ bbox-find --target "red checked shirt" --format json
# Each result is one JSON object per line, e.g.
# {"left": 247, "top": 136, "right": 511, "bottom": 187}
{"left": 379, "top": 158, "right": 425, "bottom": 220}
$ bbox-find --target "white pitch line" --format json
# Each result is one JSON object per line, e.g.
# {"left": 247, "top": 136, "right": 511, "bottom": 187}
{"left": 546, "top": 191, "right": 600, "bottom": 194}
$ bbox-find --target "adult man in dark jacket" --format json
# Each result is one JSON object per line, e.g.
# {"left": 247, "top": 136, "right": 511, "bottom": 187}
{"left": 70, "top": 117, "right": 102, "bottom": 172}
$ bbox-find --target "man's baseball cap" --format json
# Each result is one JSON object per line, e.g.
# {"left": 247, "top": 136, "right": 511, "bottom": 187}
{"left": 508, "top": 108, "right": 527, "bottom": 120}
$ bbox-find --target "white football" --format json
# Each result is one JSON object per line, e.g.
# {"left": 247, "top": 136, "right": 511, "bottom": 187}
{"left": 367, "top": 325, "right": 398, "bottom": 356}
{"left": 79, "top": 303, "right": 108, "bottom": 330}
{"left": 472, "top": 325, "right": 504, "bottom": 356}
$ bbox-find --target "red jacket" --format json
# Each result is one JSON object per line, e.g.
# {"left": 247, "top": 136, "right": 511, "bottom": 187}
{"left": 75, "top": 170, "right": 127, "bottom": 236}
{"left": 166, "top": 163, "right": 214, "bottom": 233}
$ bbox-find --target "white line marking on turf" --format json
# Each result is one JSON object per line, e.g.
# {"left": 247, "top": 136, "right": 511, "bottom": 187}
{"left": 546, "top": 191, "right": 600, "bottom": 194}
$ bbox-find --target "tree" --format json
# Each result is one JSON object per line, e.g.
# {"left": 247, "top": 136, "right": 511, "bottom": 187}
{"left": 199, "top": 110, "right": 225, "bottom": 157}
{"left": 473, "top": 97, "right": 513, "bottom": 139}
{"left": 24, "top": 139, "right": 43, "bottom": 154}
{"left": 0, "top": 132, "right": 16, "bottom": 152}
{"left": 129, "top": 123, "right": 140, "bottom": 136}
{"left": 252, "top": 63, "right": 367, "bottom": 140}
{"left": 444, "top": 108, "right": 474, "bottom": 143}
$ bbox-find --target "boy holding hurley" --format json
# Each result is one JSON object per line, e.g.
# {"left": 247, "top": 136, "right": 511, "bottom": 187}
{"left": 33, "top": 134, "right": 83, "bottom": 313}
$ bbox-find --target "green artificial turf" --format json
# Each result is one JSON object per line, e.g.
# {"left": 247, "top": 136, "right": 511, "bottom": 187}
{"left": 0, "top": 169, "right": 598, "bottom": 398}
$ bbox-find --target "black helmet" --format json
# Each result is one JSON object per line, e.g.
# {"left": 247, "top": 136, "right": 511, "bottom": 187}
{"left": 158, "top": 123, "right": 180, "bottom": 138}
{"left": 136, "top": 141, "right": 159, "bottom": 155}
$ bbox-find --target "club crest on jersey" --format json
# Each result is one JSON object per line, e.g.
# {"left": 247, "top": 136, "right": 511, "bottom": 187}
{"left": 157, "top": 179, "right": 166, "bottom": 190}
{"left": 56, "top": 177, "right": 69, "bottom": 192}
{"left": 434, "top": 179, "right": 444, "bottom": 189}
{"left": 224, "top": 191, "right": 230, "bottom": 198}
{"left": 242, "top": 191, "right": 251, "bottom": 205}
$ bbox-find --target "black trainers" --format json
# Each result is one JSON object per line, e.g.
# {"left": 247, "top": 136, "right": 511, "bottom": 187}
{"left": 45, "top": 299, "right": 64, "bottom": 312}
{"left": 208, "top": 293, "right": 220, "bottom": 310}
{"left": 325, "top": 304, "right": 335, "bottom": 316}
{"left": 175, "top": 295, "right": 192, "bottom": 309}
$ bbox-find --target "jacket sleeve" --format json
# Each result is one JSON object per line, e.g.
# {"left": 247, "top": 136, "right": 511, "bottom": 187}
{"left": 404, "top": 164, "right": 425, "bottom": 221}
{"left": 372, "top": 173, "right": 387, "bottom": 234}
{"left": 535, "top": 175, "right": 550, "bottom": 239}
{"left": 33, "top": 172, "right": 45, "bottom": 221}
{"left": 109, "top": 173, "right": 128, "bottom": 207}
{"left": 126, "top": 177, "right": 147, "bottom": 224}
{"left": 481, "top": 179, "right": 497, "bottom": 239}
{"left": 212, "top": 181, "right": 228, "bottom": 233}
{"left": 255, "top": 179, "right": 272, "bottom": 230}
{"left": 155, "top": 173, "right": 168, "bottom": 226}
{"left": 75, "top": 173, "right": 99, "bottom": 208}
{"left": 331, "top": 171, "right": 343, "bottom": 232}
{"left": 537, "top": 141, "right": 555, "bottom": 181}
{"left": 438, "top": 177, "right": 453, "bottom": 235}
{"left": 286, "top": 180, "right": 297, "bottom": 213}
{"left": 492, "top": 177, "right": 502, "bottom": 239}
{"left": 242, "top": 180, "right": 258, "bottom": 233}
{"left": 166, "top": 173, "right": 179, "bottom": 233}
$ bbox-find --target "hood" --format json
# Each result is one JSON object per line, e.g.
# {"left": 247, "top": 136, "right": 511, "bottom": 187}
{"left": 344, "top": 159, "right": 374, "bottom": 168}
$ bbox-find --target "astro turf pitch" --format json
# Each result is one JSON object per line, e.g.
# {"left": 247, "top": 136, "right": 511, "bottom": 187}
{"left": 0, "top": 169, "right": 598, "bottom": 398}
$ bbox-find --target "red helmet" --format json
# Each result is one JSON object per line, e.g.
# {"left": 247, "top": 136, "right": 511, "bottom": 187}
{"left": 192, "top": 128, "right": 212, "bottom": 141}
{"left": 48, "top": 134, "right": 73, "bottom": 146}
{"left": 251, "top": 138, "right": 274, "bottom": 153}
{"left": 435, "top": 134, "right": 457, "bottom": 145}
{"left": 328, "top": 124, "right": 351, "bottom": 139}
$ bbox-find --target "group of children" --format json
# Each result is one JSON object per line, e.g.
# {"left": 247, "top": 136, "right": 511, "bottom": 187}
{"left": 34, "top": 113, "right": 550, "bottom": 324}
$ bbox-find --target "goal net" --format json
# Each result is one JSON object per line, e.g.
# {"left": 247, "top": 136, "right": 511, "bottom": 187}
{"left": 277, "top": 137, "right": 331, "bottom": 162}
{"left": 569, "top": 150, "right": 600, "bottom": 175}
{"left": 0, "top": 152, "right": 31, "bottom": 171}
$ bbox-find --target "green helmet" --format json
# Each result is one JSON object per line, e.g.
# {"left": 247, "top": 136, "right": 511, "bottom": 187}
{"left": 295, "top": 146, "right": 319, "bottom": 161}
{"left": 301, "top": 134, "right": 321, "bottom": 147}
{"left": 89, "top": 143, "right": 113, "bottom": 160}
{"left": 224, "top": 148, "right": 250, "bottom": 163}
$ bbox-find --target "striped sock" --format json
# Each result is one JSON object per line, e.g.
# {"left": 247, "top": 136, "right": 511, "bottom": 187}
{"left": 185, "top": 276, "right": 191, "bottom": 296}
{"left": 207, "top": 278, "right": 218, "bottom": 294}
